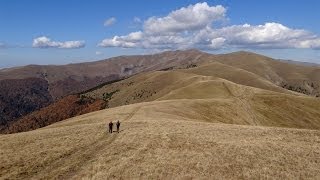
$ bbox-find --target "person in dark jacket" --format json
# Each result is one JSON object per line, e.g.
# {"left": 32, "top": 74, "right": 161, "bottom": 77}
{"left": 116, "top": 120, "right": 121, "bottom": 133}
{"left": 108, "top": 121, "right": 113, "bottom": 133}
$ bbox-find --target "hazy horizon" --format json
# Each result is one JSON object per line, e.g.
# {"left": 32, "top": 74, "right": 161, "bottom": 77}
{"left": 1, "top": 49, "right": 320, "bottom": 70}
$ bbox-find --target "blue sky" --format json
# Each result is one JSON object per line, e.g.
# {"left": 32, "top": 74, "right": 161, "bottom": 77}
{"left": 0, "top": 0, "right": 320, "bottom": 68}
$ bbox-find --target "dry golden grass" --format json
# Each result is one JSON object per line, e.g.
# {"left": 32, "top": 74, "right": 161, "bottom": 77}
{"left": 1, "top": 101, "right": 320, "bottom": 179}
{"left": 182, "top": 62, "right": 295, "bottom": 94}
{"left": 212, "top": 51, "right": 320, "bottom": 83}
{"left": 83, "top": 69, "right": 320, "bottom": 129}
{"left": 210, "top": 51, "right": 320, "bottom": 96}
{"left": 82, "top": 61, "right": 303, "bottom": 110}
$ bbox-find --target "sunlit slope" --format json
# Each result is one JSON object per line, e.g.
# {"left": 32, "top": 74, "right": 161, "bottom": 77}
{"left": 211, "top": 51, "right": 318, "bottom": 83}
{"left": 82, "top": 70, "right": 320, "bottom": 129}
{"left": 1, "top": 102, "right": 320, "bottom": 179}
{"left": 82, "top": 67, "right": 295, "bottom": 109}
{"left": 182, "top": 62, "right": 296, "bottom": 95}
{"left": 211, "top": 51, "right": 320, "bottom": 96}
{"left": 154, "top": 94, "right": 320, "bottom": 130}
{"left": 83, "top": 71, "right": 219, "bottom": 106}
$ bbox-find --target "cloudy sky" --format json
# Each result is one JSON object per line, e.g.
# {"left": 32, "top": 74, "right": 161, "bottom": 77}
{"left": 0, "top": 0, "right": 320, "bottom": 68}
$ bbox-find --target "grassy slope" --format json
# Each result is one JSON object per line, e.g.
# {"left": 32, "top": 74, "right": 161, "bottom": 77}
{"left": 212, "top": 51, "right": 320, "bottom": 96}
{"left": 83, "top": 69, "right": 320, "bottom": 130}
{"left": 1, "top": 101, "right": 320, "bottom": 179}
{"left": 183, "top": 62, "right": 293, "bottom": 94}
{"left": 82, "top": 60, "right": 301, "bottom": 108}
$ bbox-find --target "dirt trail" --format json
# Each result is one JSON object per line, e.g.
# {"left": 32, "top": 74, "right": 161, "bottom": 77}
{"left": 26, "top": 128, "right": 115, "bottom": 179}
{"left": 54, "top": 106, "right": 142, "bottom": 179}
{"left": 222, "top": 82, "right": 258, "bottom": 125}
{"left": 123, "top": 106, "right": 142, "bottom": 121}
{"left": 75, "top": 118, "right": 320, "bottom": 179}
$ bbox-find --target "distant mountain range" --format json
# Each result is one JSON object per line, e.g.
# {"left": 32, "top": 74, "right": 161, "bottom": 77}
{"left": 0, "top": 50, "right": 206, "bottom": 128}
{"left": 1, "top": 49, "right": 320, "bottom": 133}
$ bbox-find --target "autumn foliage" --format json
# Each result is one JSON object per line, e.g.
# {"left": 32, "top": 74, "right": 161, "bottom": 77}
{"left": 1, "top": 95, "right": 106, "bottom": 134}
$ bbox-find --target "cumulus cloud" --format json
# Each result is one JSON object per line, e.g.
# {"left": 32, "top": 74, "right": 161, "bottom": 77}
{"left": 144, "top": 2, "right": 226, "bottom": 35}
{"left": 104, "top": 17, "right": 116, "bottom": 27}
{"left": 99, "top": 31, "right": 143, "bottom": 48}
{"left": 32, "top": 36, "right": 85, "bottom": 49}
{"left": 209, "top": 37, "right": 226, "bottom": 49}
{"left": 296, "top": 38, "right": 320, "bottom": 49}
{"left": 191, "top": 22, "right": 320, "bottom": 49}
{"left": 98, "top": 2, "right": 320, "bottom": 50}
{"left": 208, "top": 23, "right": 319, "bottom": 49}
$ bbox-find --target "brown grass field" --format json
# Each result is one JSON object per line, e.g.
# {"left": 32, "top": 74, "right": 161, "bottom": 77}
{"left": 1, "top": 101, "right": 320, "bottom": 179}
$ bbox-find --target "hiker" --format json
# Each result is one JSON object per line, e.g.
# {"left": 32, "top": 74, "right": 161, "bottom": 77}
{"left": 108, "top": 121, "right": 113, "bottom": 133}
{"left": 116, "top": 120, "right": 121, "bottom": 133}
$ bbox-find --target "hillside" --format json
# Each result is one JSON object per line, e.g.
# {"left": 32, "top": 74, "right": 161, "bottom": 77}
{"left": 1, "top": 50, "right": 320, "bottom": 133}
{"left": 2, "top": 50, "right": 319, "bottom": 101}
{"left": 0, "top": 78, "right": 52, "bottom": 128}
{"left": 0, "top": 50, "right": 206, "bottom": 127}
{"left": 9, "top": 69, "right": 319, "bottom": 133}
{"left": 1, "top": 99, "right": 320, "bottom": 179}
{"left": 82, "top": 70, "right": 320, "bottom": 129}
{"left": 3, "top": 57, "right": 320, "bottom": 133}
{"left": 0, "top": 95, "right": 106, "bottom": 133}
{"left": 181, "top": 62, "right": 294, "bottom": 94}
{"left": 212, "top": 51, "right": 320, "bottom": 97}
{"left": 0, "top": 50, "right": 206, "bottom": 100}
{"left": 81, "top": 64, "right": 296, "bottom": 109}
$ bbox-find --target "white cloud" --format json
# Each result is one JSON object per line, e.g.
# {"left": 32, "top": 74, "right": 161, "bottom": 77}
{"left": 32, "top": 36, "right": 85, "bottom": 49}
{"left": 209, "top": 37, "right": 226, "bottom": 49}
{"left": 98, "top": 2, "right": 320, "bottom": 51}
{"left": 296, "top": 39, "right": 320, "bottom": 49}
{"left": 206, "top": 22, "right": 320, "bottom": 49}
{"left": 104, "top": 17, "right": 116, "bottom": 27}
{"left": 144, "top": 2, "right": 226, "bottom": 35}
{"left": 99, "top": 31, "right": 143, "bottom": 48}
{"left": 126, "top": 31, "right": 144, "bottom": 41}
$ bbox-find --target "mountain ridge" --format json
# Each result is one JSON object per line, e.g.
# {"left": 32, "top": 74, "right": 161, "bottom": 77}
{"left": 3, "top": 61, "right": 320, "bottom": 133}
{"left": 1, "top": 49, "right": 320, "bottom": 133}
